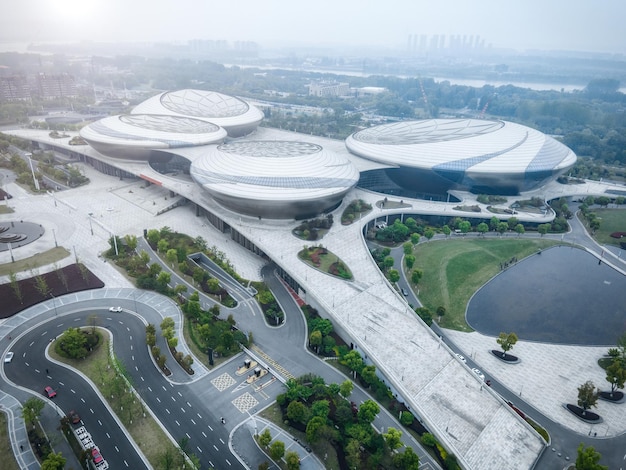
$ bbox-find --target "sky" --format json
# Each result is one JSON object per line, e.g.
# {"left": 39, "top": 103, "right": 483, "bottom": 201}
{"left": 1, "top": 0, "right": 625, "bottom": 54}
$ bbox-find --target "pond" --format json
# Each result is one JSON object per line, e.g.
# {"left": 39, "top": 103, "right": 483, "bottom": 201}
{"left": 466, "top": 246, "right": 626, "bottom": 346}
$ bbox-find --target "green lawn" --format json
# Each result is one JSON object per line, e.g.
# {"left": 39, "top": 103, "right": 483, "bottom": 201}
{"left": 0, "top": 412, "right": 19, "bottom": 470}
{"left": 0, "top": 246, "right": 70, "bottom": 276}
{"left": 589, "top": 208, "right": 626, "bottom": 246}
{"left": 409, "top": 238, "right": 560, "bottom": 331}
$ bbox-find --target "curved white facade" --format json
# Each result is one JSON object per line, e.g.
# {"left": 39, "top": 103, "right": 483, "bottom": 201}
{"left": 190, "top": 141, "right": 359, "bottom": 219}
{"left": 346, "top": 119, "right": 576, "bottom": 193}
{"left": 131, "top": 89, "right": 263, "bottom": 137}
{"left": 79, "top": 114, "right": 227, "bottom": 160}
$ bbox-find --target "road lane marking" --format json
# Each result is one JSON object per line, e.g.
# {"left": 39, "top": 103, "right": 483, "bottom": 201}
{"left": 90, "top": 408, "right": 94, "bottom": 413}
{"left": 175, "top": 420, "right": 180, "bottom": 426}
{"left": 197, "top": 413, "right": 202, "bottom": 419}
{"left": 181, "top": 407, "right": 186, "bottom": 413}
{"left": 186, "top": 433, "right": 190, "bottom": 439}
{"left": 178, "top": 392, "right": 182, "bottom": 397}
{"left": 166, "top": 408, "right": 170, "bottom": 414}
{"left": 202, "top": 431, "right": 207, "bottom": 438}
{"left": 70, "top": 389, "right": 75, "bottom": 394}
{"left": 106, "top": 433, "right": 110, "bottom": 438}
{"left": 213, "top": 445, "right": 219, "bottom": 451}
{"left": 219, "top": 438, "right": 225, "bottom": 445}
{"left": 81, "top": 398, "right": 85, "bottom": 403}
{"left": 98, "top": 420, "right": 102, "bottom": 426}
{"left": 29, "top": 341, "right": 34, "bottom": 347}
{"left": 226, "top": 458, "right": 231, "bottom": 465}
{"left": 171, "top": 396, "right": 176, "bottom": 402}
{"left": 115, "top": 446, "right": 119, "bottom": 452}
{"left": 208, "top": 425, "right": 213, "bottom": 431}
{"left": 156, "top": 397, "right": 161, "bottom": 403}
{"left": 148, "top": 386, "right": 152, "bottom": 392}
{"left": 187, "top": 401, "right": 192, "bottom": 407}
{"left": 197, "top": 446, "right": 203, "bottom": 453}
{"left": 191, "top": 419, "right": 196, "bottom": 425}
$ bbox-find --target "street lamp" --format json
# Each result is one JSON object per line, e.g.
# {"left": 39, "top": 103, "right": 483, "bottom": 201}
{"left": 52, "top": 228, "right": 58, "bottom": 247}
{"left": 50, "top": 293, "right": 58, "bottom": 316}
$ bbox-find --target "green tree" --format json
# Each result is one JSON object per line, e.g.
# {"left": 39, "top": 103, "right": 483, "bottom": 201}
{"left": 148, "top": 262, "right": 162, "bottom": 277}
{"left": 436, "top": 306, "right": 446, "bottom": 322}
{"left": 146, "top": 229, "right": 160, "bottom": 245}
{"left": 259, "top": 428, "right": 272, "bottom": 447}
{"left": 497, "top": 221, "right": 509, "bottom": 235}
{"left": 411, "top": 269, "right": 423, "bottom": 284}
{"left": 269, "top": 440, "right": 285, "bottom": 461}
{"left": 424, "top": 228, "right": 435, "bottom": 240}
{"left": 287, "top": 400, "right": 310, "bottom": 424}
{"left": 538, "top": 223, "right": 550, "bottom": 236}
{"left": 166, "top": 248, "right": 178, "bottom": 267}
{"left": 400, "top": 411, "right": 414, "bottom": 426}
{"left": 410, "top": 232, "right": 421, "bottom": 245}
{"left": 357, "top": 400, "right": 380, "bottom": 424}
{"left": 392, "top": 446, "right": 420, "bottom": 470}
{"left": 9, "top": 271, "right": 23, "bottom": 304}
{"left": 404, "top": 254, "right": 415, "bottom": 269}
{"left": 286, "top": 450, "right": 301, "bottom": 470}
{"left": 258, "top": 290, "right": 275, "bottom": 305}
{"left": 311, "top": 400, "right": 330, "bottom": 419}
{"left": 388, "top": 269, "right": 400, "bottom": 283}
{"left": 575, "top": 443, "right": 607, "bottom": 470}
{"left": 345, "top": 439, "right": 361, "bottom": 469}
{"left": 124, "top": 234, "right": 138, "bottom": 251}
{"left": 496, "top": 332, "right": 518, "bottom": 357}
{"left": 59, "top": 327, "right": 88, "bottom": 358}
{"left": 41, "top": 452, "right": 66, "bottom": 470}
{"left": 157, "top": 238, "right": 169, "bottom": 254}
{"left": 309, "top": 330, "right": 322, "bottom": 353}
{"left": 156, "top": 271, "right": 171, "bottom": 286}
{"left": 577, "top": 381, "right": 600, "bottom": 414}
{"left": 605, "top": 359, "right": 626, "bottom": 397}
{"left": 22, "top": 397, "right": 45, "bottom": 425}
{"left": 339, "top": 379, "right": 353, "bottom": 398}
{"left": 383, "top": 427, "right": 403, "bottom": 451}
{"left": 383, "top": 256, "right": 395, "bottom": 270}
{"left": 139, "top": 250, "right": 150, "bottom": 266}
{"left": 341, "top": 350, "right": 364, "bottom": 378}
{"left": 442, "top": 225, "right": 451, "bottom": 237}
{"left": 306, "top": 415, "right": 326, "bottom": 442}
{"left": 476, "top": 222, "right": 489, "bottom": 236}
{"left": 34, "top": 275, "right": 51, "bottom": 298}
{"left": 515, "top": 223, "right": 525, "bottom": 237}
{"left": 403, "top": 242, "right": 413, "bottom": 255}
{"left": 415, "top": 307, "right": 433, "bottom": 325}
{"left": 507, "top": 217, "right": 519, "bottom": 230}
{"left": 459, "top": 220, "right": 471, "bottom": 234}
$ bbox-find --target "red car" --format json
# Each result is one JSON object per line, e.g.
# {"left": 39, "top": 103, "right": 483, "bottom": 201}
{"left": 91, "top": 447, "right": 103, "bottom": 464}
{"left": 67, "top": 410, "right": 81, "bottom": 424}
{"left": 44, "top": 386, "right": 57, "bottom": 398}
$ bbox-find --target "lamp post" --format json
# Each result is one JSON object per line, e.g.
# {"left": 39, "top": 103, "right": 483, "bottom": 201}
{"left": 50, "top": 293, "right": 58, "bottom": 316}
{"left": 52, "top": 228, "right": 58, "bottom": 247}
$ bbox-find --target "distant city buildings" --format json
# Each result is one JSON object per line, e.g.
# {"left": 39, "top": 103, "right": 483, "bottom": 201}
{"left": 307, "top": 81, "right": 350, "bottom": 97}
{"left": 407, "top": 33, "right": 489, "bottom": 55}
{"left": 0, "top": 73, "right": 77, "bottom": 102}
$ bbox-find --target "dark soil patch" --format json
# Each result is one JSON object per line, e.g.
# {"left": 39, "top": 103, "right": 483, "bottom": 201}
{"left": 0, "top": 263, "right": 104, "bottom": 318}
{"left": 564, "top": 404, "right": 602, "bottom": 423}
{"left": 599, "top": 390, "right": 625, "bottom": 403}
{"left": 490, "top": 350, "right": 520, "bottom": 363}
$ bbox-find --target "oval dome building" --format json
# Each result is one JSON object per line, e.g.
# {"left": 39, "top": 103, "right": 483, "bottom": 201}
{"left": 79, "top": 114, "right": 227, "bottom": 160}
{"left": 346, "top": 119, "right": 577, "bottom": 195}
{"left": 131, "top": 89, "right": 264, "bottom": 137}
{"left": 190, "top": 141, "right": 360, "bottom": 219}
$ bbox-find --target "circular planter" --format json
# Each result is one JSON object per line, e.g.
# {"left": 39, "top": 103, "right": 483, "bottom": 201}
{"left": 599, "top": 390, "right": 625, "bottom": 403}
{"left": 490, "top": 350, "right": 520, "bottom": 364}
{"left": 563, "top": 404, "right": 603, "bottom": 423}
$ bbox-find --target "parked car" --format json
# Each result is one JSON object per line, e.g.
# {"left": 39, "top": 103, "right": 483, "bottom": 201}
{"left": 108, "top": 306, "right": 122, "bottom": 312}
{"left": 471, "top": 368, "right": 485, "bottom": 381}
{"left": 401, "top": 288, "right": 409, "bottom": 296}
{"left": 455, "top": 353, "right": 466, "bottom": 364}
{"left": 44, "top": 386, "right": 57, "bottom": 398}
{"left": 4, "top": 351, "right": 14, "bottom": 363}
{"left": 91, "top": 447, "right": 104, "bottom": 464}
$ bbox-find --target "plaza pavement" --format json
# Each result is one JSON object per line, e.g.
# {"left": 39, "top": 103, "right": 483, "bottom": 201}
{"left": 2, "top": 128, "right": 626, "bottom": 468}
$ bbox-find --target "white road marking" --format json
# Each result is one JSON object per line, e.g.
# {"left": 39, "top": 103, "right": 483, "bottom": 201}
{"left": 191, "top": 419, "right": 196, "bottom": 425}
{"left": 226, "top": 458, "right": 231, "bottom": 465}
{"left": 202, "top": 431, "right": 207, "bottom": 438}
{"left": 213, "top": 445, "right": 219, "bottom": 451}
{"left": 175, "top": 420, "right": 180, "bottom": 426}
{"left": 166, "top": 408, "right": 170, "bottom": 414}
{"left": 156, "top": 397, "right": 161, "bottom": 403}
{"left": 197, "top": 446, "right": 203, "bottom": 453}
{"left": 219, "top": 438, "right": 225, "bottom": 445}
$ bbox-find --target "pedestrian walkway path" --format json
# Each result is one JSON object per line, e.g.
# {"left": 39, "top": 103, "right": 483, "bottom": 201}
{"left": 247, "top": 345, "right": 295, "bottom": 381}
{"left": 0, "top": 391, "right": 39, "bottom": 470}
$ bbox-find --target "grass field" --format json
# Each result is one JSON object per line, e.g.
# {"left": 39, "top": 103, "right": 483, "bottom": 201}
{"left": 589, "top": 208, "right": 626, "bottom": 246}
{"left": 0, "top": 412, "right": 20, "bottom": 470}
{"left": 409, "top": 238, "right": 560, "bottom": 331}
{"left": 0, "top": 246, "right": 70, "bottom": 277}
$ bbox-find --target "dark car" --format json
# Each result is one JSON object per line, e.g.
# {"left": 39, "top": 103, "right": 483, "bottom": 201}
{"left": 44, "top": 386, "right": 57, "bottom": 398}
{"left": 67, "top": 410, "right": 81, "bottom": 424}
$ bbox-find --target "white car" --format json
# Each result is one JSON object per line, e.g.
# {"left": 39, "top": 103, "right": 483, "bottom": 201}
{"left": 455, "top": 353, "right": 466, "bottom": 364}
{"left": 4, "top": 352, "right": 14, "bottom": 363}
{"left": 472, "top": 368, "right": 485, "bottom": 381}
{"left": 108, "top": 306, "right": 122, "bottom": 312}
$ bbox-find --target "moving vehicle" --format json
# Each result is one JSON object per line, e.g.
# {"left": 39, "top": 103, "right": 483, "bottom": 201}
{"left": 471, "top": 368, "right": 485, "bottom": 381}
{"left": 108, "top": 306, "right": 122, "bottom": 312}
{"left": 44, "top": 386, "right": 57, "bottom": 398}
{"left": 4, "top": 351, "right": 14, "bottom": 363}
{"left": 455, "top": 353, "right": 466, "bottom": 364}
{"left": 68, "top": 410, "right": 81, "bottom": 424}
{"left": 401, "top": 288, "right": 409, "bottom": 296}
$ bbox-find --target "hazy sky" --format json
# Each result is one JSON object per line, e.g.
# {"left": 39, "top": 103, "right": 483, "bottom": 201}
{"left": 1, "top": 0, "right": 625, "bottom": 54}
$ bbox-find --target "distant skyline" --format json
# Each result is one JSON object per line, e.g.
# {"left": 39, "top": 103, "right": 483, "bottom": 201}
{"left": 1, "top": 0, "right": 625, "bottom": 55}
